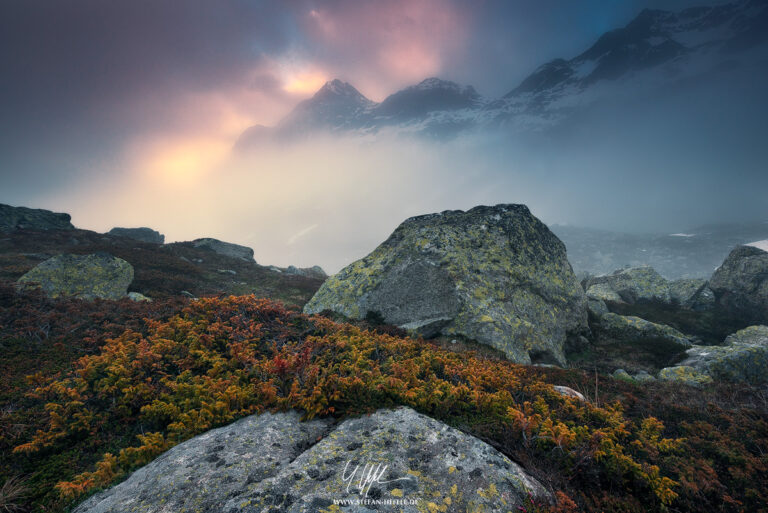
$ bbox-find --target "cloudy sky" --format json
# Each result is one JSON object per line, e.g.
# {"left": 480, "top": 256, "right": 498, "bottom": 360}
{"left": 1, "top": 0, "right": 764, "bottom": 272}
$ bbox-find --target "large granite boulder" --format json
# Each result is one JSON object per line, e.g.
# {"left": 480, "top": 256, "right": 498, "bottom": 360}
{"left": 17, "top": 253, "right": 133, "bottom": 300}
{"left": 108, "top": 227, "right": 165, "bottom": 244}
{"left": 74, "top": 407, "right": 548, "bottom": 513}
{"left": 304, "top": 204, "right": 588, "bottom": 365}
{"left": 710, "top": 245, "right": 768, "bottom": 324}
{"left": 673, "top": 325, "right": 768, "bottom": 384}
{"left": 593, "top": 312, "right": 692, "bottom": 356}
{"left": 192, "top": 238, "right": 255, "bottom": 262}
{"left": 0, "top": 203, "right": 74, "bottom": 233}
{"left": 586, "top": 266, "right": 671, "bottom": 304}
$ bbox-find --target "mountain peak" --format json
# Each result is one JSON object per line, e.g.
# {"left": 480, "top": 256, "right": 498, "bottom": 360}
{"left": 315, "top": 79, "right": 367, "bottom": 100}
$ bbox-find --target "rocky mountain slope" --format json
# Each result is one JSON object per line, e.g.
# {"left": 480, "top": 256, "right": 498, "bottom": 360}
{"left": 0, "top": 203, "right": 324, "bottom": 306}
{"left": 236, "top": 0, "right": 768, "bottom": 146}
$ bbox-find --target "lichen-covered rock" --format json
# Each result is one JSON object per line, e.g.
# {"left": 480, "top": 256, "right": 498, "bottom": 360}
{"left": 17, "top": 253, "right": 133, "bottom": 300}
{"left": 586, "top": 283, "right": 623, "bottom": 303}
{"left": 594, "top": 312, "right": 692, "bottom": 355}
{"left": 587, "top": 298, "right": 609, "bottom": 318}
{"left": 669, "top": 278, "right": 714, "bottom": 310}
{"left": 304, "top": 204, "right": 588, "bottom": 365}
{"left": 677, "top": 325, "right": 768, "bottom": 384}
{"left": 74, "top": 407, "right": 548, "bottom": 513}
{"left": 658, "top": 366, "right": 713, "bottom": 387}
{"left": 0, "top": 203, "right": 74, "bottom": 233}
{"left": 192, "top": 238, "right": 255, "bottom": 261}
{"left": 587, "top": 266, "right": 671, "bottom": 304}
{"left": 108, "top": 227, "right": 165, "bottom": 244}
{"left": 709, "top": 245, "right": 768, "bottom": 324}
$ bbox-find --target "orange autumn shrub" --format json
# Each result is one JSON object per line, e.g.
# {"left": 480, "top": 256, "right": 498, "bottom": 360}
{"left": 9, "top": 295, "right": 768, "bottom": 513}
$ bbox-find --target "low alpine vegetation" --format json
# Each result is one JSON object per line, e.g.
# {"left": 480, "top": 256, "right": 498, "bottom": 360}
{"left": 3, "top": 293, "right": 767, "bottom": 512}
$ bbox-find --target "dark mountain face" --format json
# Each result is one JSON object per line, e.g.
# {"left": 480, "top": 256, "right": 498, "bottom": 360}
{"left": 276, "top": 79, "right": 376, "bottom": 133}
{"left": 234, "top": 0, "right": 768, "bottom": 147}
{"left": 372, "top": 78, "right": 484, "bottom": 122}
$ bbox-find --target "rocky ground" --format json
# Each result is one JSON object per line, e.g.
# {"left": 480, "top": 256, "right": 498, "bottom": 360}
{"left": 2, "top": 202, "right": 767, "bottom": 513}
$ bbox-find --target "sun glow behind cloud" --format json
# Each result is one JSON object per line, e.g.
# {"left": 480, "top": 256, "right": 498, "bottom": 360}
{"left": 282, "top": 70, "right": 328, "bottom": 95}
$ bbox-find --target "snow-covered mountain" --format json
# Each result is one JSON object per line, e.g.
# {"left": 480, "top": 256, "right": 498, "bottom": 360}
{"left": 235, "top": 0, "right": 768, "bottom": 148}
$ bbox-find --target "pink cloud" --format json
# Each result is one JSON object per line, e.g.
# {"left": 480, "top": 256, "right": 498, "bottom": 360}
{"left": 302, "top": 0, "right": 471, "bottom": 100}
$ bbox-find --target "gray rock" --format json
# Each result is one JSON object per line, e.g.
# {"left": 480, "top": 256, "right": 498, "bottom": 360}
{"left": 0, "top": 203, "right": 74, "bottom": 233}
{"left": 587, "top": 298, "right": 609, "bottom": 318}
{"left": 74, "top": 407, "right": 549, "bottom": 513}
{"left": 612, "top": 369, "right": 635, "bottom": 382}
{"left": 633, "top": 370, "right": 657, "bottom": 383}
{"left": 127, "top": 292, "right": 151, "bottom": 302}
{"left": 552, "top": 385, "right": 586, "bottom": 401}
{"left": 658, "top": 366, "right": 713, "bottom": 387}
{"left": 284, "top": 265, "right": 328, "bottom": 280}
{"left": 594, "top": 312, "right": 692, "bottom": 355}
{"left": 17, "top": 253, "right": 133, "bottom": 300}
{"left": 586, "top": 266, "right": 671, "bottom": 304}
{"left": 304, "top": 204, "right": 588, "bottom": 365}
{"left": 192, "top": 238, "right": 255, "bottom": 262}
{"left": 710, "top": 245, "right": 768, "bottom": 324}
{"left": 677, "top": 325, "right": 768, "bottom": 384}
{"left": 107, "top": 227, "right": 165, "bottom": 244}
{"left": 586, "top": 283, "right": 623, "bottom": 303}
{"left": 669, "top": 278, "right": 712, "bottom": 310}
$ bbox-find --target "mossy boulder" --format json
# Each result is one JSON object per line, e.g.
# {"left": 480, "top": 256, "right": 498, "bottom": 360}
{"left": 192, "top": 238, "right": 255, "bottom": 262}
{"left": 593, "top": 312, "right": 692, "bottom": 356}
{"left": 17, "top": 253, "right": 133, "bottom": 300}
{"left": 710, "top": 245, "right": 768, "bottom": 324}
{"left": 677, "top": 325, "right": 768, "bottom": 384}
{"left": 586, "top": 282, "right": 623, "bottom": 303}
{"left": 74, "top": 407, "right": 548, "bottom": 513}
{"left": 0, "top": 203, "right": 74, "bottom": 233}
{"left": 304, "top": 204, "right": 588, "bottom": 364}
{"left": 108, "top": 227, "right": 165, "bottom": 244}
{"left": 586, "top": 266, "right": 670, "bottom": 304}
{"left": 658, "top": 365, "right": 714, "bottom": 387}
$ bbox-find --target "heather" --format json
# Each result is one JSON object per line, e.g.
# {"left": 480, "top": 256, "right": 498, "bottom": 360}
{"left": 2, "top": 291, "right": 766, "bottom": 512}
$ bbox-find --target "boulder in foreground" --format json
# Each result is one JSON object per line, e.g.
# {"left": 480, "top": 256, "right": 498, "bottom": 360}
{"left": 17, "top": 253, "right": 133, "bottom": 300}
{"left": 304, "top": 204, "right": 588, "bottom": 365}
{"left": 74, "top": 407, "right": 548, "bottom": 513}
{"left": 0, "top": 203, "right": 74, "bottom": 233}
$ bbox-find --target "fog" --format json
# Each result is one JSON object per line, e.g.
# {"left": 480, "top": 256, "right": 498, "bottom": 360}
{"left": 27, "top": 62, "right": 768, "bottom": 274}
